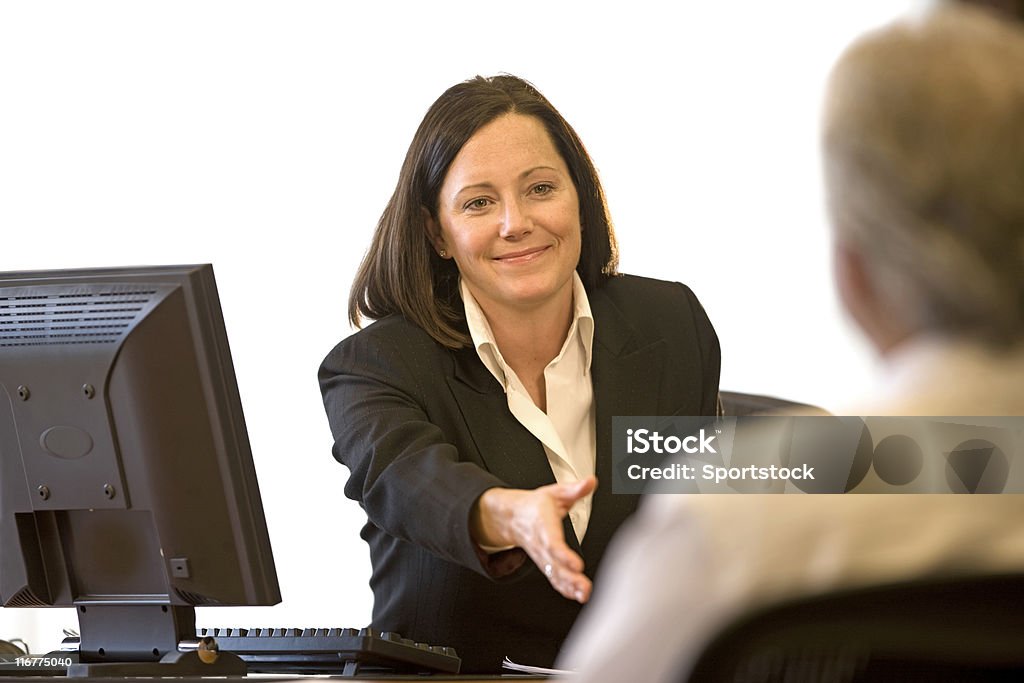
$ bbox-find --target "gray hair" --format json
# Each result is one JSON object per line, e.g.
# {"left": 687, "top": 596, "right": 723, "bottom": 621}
{"left": 823, "top": 6, "right": 1024, "bottom": 346}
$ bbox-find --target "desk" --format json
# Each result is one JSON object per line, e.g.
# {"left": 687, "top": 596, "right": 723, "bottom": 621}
{"left": 0, "top": 678, "right": 548, "bottom": 683}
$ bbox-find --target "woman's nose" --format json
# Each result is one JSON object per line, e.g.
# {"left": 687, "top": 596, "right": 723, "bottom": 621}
{"left": 499, "top": 198, "right": 532, "bottom": 240}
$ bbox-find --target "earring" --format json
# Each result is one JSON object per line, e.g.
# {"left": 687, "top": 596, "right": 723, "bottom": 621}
{"left": 440, "top": 249, "right": 447, "bottom": 258}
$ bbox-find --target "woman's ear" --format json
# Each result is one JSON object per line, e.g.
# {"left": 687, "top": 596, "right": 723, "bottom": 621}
{"left": 422, "top": 207, "right": 447, "bottom": 257}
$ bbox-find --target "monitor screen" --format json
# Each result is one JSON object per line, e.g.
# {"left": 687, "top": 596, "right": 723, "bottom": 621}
{"left": 0, "top": 264, "right": 280, "bottom": 676}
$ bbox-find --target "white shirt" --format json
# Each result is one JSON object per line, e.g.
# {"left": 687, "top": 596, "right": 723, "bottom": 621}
{"left": 558, "top": 338, "right": 1024, "bottom": 682}
{"left": 461, "top": 273, "right": 596, "bottom": 542}
{"left": 851, "top": 335, "right": 1024, "bottom": 416}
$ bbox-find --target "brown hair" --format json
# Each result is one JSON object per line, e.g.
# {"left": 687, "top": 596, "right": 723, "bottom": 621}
{"left": 348, "top": 75, "right": 618, "bottom": 348}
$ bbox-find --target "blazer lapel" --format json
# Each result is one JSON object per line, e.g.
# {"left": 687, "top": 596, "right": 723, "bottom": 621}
{"left": 583, "top": 287, "right": 667, "bottom": 563}
{"left": 445, "top": 286, "right": 669, "bottom": 561}
{"left": 448, "top": 346, "right": 583, "bottom": 554}
{"left": 447, "top": 347, "right": 558, "bottom": 492}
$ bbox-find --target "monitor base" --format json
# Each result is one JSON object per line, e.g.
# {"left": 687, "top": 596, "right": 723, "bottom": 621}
{"left": 66, "top": 650, "right": 246, "bottom": 678}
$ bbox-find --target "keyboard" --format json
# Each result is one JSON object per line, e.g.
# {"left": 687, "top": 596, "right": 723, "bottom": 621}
{"left": 197, "top": 627, "right": 461, "bottom": 676}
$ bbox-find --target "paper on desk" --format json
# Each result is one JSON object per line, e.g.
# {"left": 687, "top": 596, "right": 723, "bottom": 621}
{"left": 502, "top": 656, "right": 575, "bottom": 675}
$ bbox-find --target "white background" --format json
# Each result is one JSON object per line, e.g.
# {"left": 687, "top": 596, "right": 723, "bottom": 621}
{"left": 0, "top": 1, "right": 909, "bottom": 653}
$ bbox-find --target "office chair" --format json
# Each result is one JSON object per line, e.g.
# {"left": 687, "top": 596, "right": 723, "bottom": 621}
{"left": 685, "top": 573, "right": 1024, "bottom": 682}
{"left": 719, "top": 391, "right": 826, "bottom": 417}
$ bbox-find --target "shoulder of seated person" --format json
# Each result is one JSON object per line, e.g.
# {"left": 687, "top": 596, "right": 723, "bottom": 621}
{"left": 599, "top": 273, "right": 689, "bottom": 298}
{"left": 595, "top": 274, "right": 706, "bottom": 340}
{"left": 321, "top": 314, "right": 454, "bottom": 376}
{"left": 338, "top": 314, "right": 447, "bottom": 354}
{"left": 598, "top": 273, "right": 703, "bottom": 312}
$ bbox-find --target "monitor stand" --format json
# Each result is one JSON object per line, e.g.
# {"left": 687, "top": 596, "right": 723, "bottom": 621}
{"left": 66, "top": 604, "right": 245, "bottom": 678}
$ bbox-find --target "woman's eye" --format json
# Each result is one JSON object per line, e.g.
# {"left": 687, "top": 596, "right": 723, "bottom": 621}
{"left": 465, "top": 198, "right": 490, "bottom": 210}
{"left": 531, "top": 183, "right": 554, "bottom": 195}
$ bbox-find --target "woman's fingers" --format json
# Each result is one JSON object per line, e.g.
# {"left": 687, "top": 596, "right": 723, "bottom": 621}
{"left": 471, "top": 478, "right": 599, "bottom": 603}
{"left": 539, "top": 552, "right": 591, "bottom": 603}
{"left": 545, "top": 559, "right": 592, "bottom": 602}
{"left": 523, "top": 487, "right": 593, "bottom": 603}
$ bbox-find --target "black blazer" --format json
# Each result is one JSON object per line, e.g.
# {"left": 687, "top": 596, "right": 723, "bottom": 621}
{"left": 318, "top": 274, "right": 720, "bottom": 673}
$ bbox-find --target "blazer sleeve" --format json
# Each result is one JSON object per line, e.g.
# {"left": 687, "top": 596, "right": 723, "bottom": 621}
{"left": 318, "top": 327, "right": 510, "bottom": 575}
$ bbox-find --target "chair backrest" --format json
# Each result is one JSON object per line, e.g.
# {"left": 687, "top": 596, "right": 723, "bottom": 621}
{"left": 719, "top": 391, "right": 826, "bottom": 416}
{"left": 685, "top": 573, "right": 1024, "bottom": 682}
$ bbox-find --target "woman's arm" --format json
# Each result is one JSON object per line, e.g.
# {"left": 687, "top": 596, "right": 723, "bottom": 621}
{"left": 319, "top": 327, "right": 508, "bottom": 574}
{"left": 319, "top": 323, "right": 593, "bottom": 601}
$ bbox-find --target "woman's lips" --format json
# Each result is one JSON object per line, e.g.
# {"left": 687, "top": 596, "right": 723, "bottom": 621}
{"left": 493, "top": 246, "right": 550, "bottom": 264}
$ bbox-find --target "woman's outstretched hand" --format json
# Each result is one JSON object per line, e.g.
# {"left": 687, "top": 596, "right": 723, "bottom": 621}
{"left": 471, "top": 476, "right": 598, "bottom": 603}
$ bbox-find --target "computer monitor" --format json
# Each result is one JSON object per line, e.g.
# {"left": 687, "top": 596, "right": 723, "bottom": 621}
{"left": 0, "top": 264, "right": 281, "bottom": 676}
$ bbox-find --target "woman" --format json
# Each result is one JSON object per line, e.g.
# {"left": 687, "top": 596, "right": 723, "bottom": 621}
{"left": 318, "top": 75, "right": 720, "bottom": 673}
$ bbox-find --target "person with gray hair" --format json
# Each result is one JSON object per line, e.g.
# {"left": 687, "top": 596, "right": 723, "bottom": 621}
{"left": 556, "top": 6, "right": 1024, "bottom": 682}
{"left": 827, "top": 3, "right": 1024, "bottom": 367}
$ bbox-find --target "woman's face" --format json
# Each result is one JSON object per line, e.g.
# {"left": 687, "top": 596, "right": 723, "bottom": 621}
{"left": 426, "top": 113, "right": 582, "bottom": 318}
